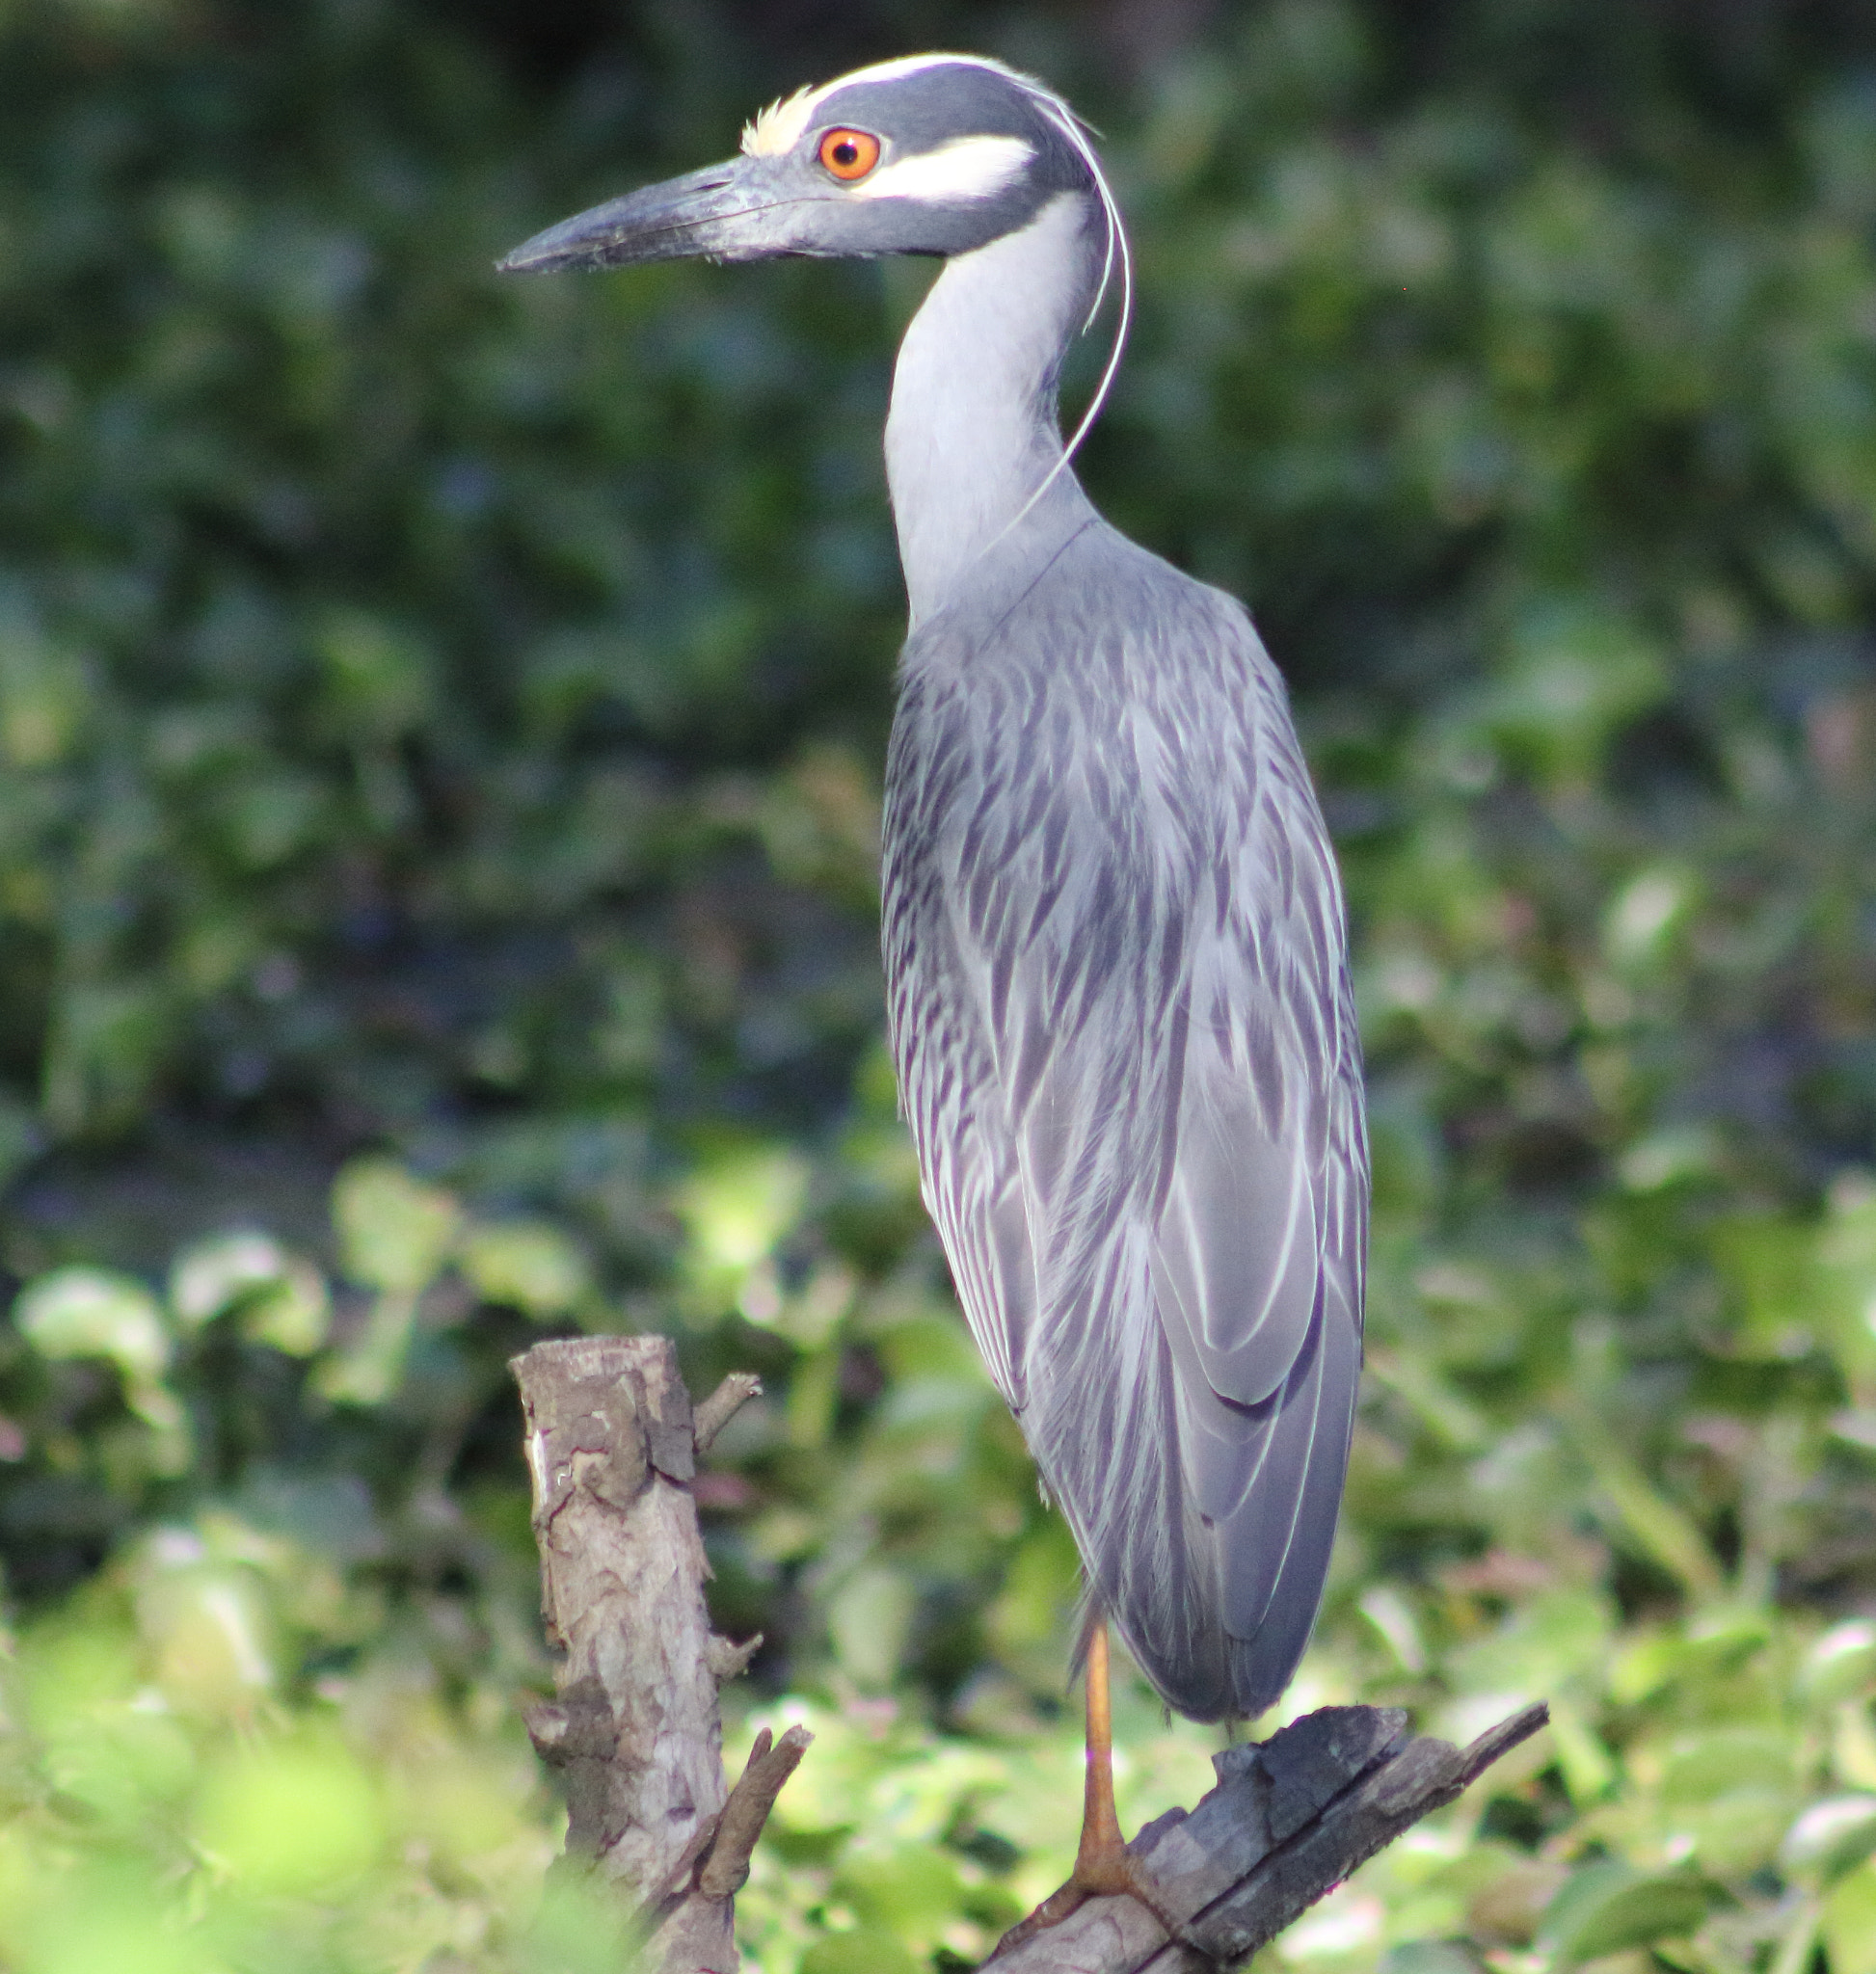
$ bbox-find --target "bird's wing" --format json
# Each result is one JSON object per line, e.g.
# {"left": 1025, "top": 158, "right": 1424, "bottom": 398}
{"left": 1146, "top": 898, "right": 1368, "bottom": 1694}
{"left": 882, "top": 666, "right": 1041, "bottom": 1415}
{"left": 1000, "top": 603, "right": 1364, "bottom": 1720}
{"left": 885, "top": 555, "right": 1365, "bottom": 1719}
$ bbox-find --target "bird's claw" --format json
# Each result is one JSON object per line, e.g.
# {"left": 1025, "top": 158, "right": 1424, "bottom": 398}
{"left": 987, "top": 1841, "right": 1210, "bottom": 1961}
{"left": 987, "top": 1875, "right": 1092, "bottom": 1956}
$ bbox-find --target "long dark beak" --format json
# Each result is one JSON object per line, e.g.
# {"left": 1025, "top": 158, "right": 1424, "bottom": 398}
{"left": 498, "top": 157, "right": 791, "bottom": 273}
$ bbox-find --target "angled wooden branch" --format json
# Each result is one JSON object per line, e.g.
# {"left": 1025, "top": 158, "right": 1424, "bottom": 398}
{"left": 513, "top": 1338, "right": 797, "bottom": 1974}
{"left": 987, "top": 1699, "right": 1551, "bottom": 1972}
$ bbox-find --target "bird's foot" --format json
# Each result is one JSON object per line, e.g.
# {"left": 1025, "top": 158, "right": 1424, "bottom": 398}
{"left": 987, "top": 1828, "right": 1203, "bottom": 1961}
{"left": 987, "top": 1619, "right": 1210, "bottom": 1961}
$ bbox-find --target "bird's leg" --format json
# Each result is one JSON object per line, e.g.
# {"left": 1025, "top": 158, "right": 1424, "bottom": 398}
{"left": 988, "top": 1618, "right": 1204, "bottom": 1961}
{"left": 1071, "top": 1617, "right": 1130, "bottom": 1892}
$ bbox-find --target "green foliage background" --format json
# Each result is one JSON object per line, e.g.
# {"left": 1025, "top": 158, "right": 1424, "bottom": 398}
{"left": 1, "top": 0, "right": 1875, "bottom": 1967}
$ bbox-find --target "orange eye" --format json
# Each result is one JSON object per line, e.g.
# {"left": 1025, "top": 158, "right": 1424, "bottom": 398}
{"left": 817, "top": 128, "right": 881, "bottom": 181}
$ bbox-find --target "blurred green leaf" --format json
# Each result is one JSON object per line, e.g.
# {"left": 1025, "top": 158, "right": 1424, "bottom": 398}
{"left": 827, "top": 1566, "right": 916, "bottom": 1693}
{"left": 16, "top": 1268, "right": 168, "bottom": 1383}
{"left": 0, "top": 580, "right": 89, "bottom": 770}
{"left": 1825, "top": 1862, "right": 1876, "bottom": 1974}
{"left": 1536, "top": 1861, "right": 1714, "bottom": 1963}
{"left": 1660, "top": 1726, "right": 1801, "bottom": 1874}
{"left": 460, "top": 1219, "right": 592, "bottom": 1321}
{"left": 333, "top": 1158, "right": 463, "bottom": 1297}
{"left": 314, "top": 609, "right": 434, "bottom": 740}
{"left": 835, "top": 1843, "right": 968, "bottom": 1953}
{"left": 10, "top": 1868, "right": 203, "bottom": 1974}
{"left": 1799, "top": 1619, "right": 1876, "bottom": 1710}
{"left": 797, "top": 1929, "right": 921, "bottom": 1974}
{"left": 170, "top": 1231, "right": 330, "bottom": 1355}
{"left": 673, "top": 1143, "right": 811, "bottom": 1317}
{"left": 1782, "top": 1794, "right": 1876, "bottom": 1883}
{"left": 194, "top": 1733, "right": 386, "bottom": 1891}
{"left": 1483, "top": 600, "right": 1669, "bottom": 787}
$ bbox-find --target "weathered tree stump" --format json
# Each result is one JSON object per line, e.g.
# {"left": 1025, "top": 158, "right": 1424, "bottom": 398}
{"left": 512, "top": 1337, "right": 804, "bottom": 1974}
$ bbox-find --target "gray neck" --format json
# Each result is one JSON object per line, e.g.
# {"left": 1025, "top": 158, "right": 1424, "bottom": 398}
{"left": 884, "top": 191, "right": 1103, "bottom": 628}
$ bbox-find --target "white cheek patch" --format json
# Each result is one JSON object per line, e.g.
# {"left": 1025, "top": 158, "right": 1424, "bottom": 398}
{"left": 851, "top": 134, "right": 1033, "bottom": 202}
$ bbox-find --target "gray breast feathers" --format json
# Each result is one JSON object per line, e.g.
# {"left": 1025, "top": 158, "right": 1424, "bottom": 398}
{"left": 881, "top": 529, "right": 1367, "bottom": 1721}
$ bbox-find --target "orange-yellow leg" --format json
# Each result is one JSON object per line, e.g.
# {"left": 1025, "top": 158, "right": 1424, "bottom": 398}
{"left": 1071, "top": 1620, "right": 1131, "bottom": 1892}
{"left": 989, "top": 1619, "right": 1195, "bottom": 1959}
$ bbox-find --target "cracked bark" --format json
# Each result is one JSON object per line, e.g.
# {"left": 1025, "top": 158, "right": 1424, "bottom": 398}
{"left": 986, "top": 1699, "right": 1551, "bottom": 1972}
{"left": 513, "top": 1336, "right": 804, "bottom": 1974}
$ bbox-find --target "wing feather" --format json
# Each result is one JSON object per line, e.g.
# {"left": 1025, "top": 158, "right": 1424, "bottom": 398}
{"left": 883, "top": 525, "right": 1367, "bottom": 1721}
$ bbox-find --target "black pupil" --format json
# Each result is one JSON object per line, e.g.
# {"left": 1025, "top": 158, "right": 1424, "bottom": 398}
{"left": 833, "top": 140, "right": 858, "bottom": 166}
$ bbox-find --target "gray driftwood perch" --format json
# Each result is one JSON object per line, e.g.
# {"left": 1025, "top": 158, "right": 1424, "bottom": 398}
{"left": 513, "top": 1333, "right": 1546, "bottom": 1973}
{"left": 512, "top": 1336, "right": 801, "bottom": 1974}
{"left": 988, "top": 1698, "right": 1550, "bottom": 1971}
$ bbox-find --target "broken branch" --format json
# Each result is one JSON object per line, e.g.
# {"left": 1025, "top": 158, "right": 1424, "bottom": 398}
{"left": 512, "top": 1337, "right": 803, "bottom": 1974}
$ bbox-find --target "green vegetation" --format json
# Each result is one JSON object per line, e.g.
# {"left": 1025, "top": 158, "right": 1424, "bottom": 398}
{"left": 1, "top": 0, "right": 1874, "bottom": 1967}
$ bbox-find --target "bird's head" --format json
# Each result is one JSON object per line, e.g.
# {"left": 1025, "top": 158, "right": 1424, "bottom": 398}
{"left": 497, "top": 54, "right": 1118, "bottom": 274}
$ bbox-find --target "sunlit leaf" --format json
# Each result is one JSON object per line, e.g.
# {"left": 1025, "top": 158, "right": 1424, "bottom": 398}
{"left": 672, "top": 1144, "right": 811, "bottom": 1311}
{"left": 460, "top": 1219, "right": 592, "bottom": 1320}
{"left": 1782, "top": 1795, "right": 1876, "bottom": 1883}
{"left": 16, "top": 1268, "right": 169, "bottom": 1383}
{"left": 797, "top": 1928, "right": 920, "bottom": 1974}
{"left": 1825, "top": 1862, "right": 1876, "bottom": 1974}
{"left": 194, "top": 1734, "right": 387, "bottom": 1891}
{"left": 169, "top": 1231, "right": 331, "bottom": 1354}
{"left": 333, "top": 1158, "right": 463, "bottom": 1297}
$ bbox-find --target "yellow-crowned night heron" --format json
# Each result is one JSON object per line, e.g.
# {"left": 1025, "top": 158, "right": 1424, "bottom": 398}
{"left": 502, "top": 52, "right": 1367, "bottom": 1922}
